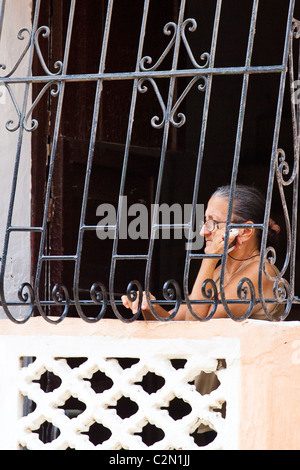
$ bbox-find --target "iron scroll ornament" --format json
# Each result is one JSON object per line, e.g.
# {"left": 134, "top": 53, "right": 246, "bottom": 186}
{"left": 257, "top": 148, "right": 297, "bottom": 321}
{"left": 138, "top": 17, "right": 210, "bottom": 129}
{"left": 1, "top": 24, "right": 63, "bottom": 133}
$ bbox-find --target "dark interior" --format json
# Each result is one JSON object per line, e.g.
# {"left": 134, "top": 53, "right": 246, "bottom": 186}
{"left": 31, "top": 0, "right": 300, "bottom": 320}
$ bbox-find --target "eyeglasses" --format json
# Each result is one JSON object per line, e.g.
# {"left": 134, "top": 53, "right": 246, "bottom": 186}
{"left": 201, "top": 219, "right": 227, "bottom": 232}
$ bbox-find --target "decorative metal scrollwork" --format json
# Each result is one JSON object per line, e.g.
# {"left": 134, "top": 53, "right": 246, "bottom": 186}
{"left": 15, "top": 282, "right": 35, "bottom": 323}
{"left": 51, "top": 283, "right": 70, "bottom": 322}
{"left": 33, "top": 283, "right": 70, "bottom": 325}
{"left": 4, "top": 81, "right": 61, "bottom": 133}
{"left": 161, "top": 279, "right": 182, "bottom": 320}
{"left": 261, "top": 149, "right": 294, "bottom": 284}
{"left": 170, "top": 75, "right": 207, "bottom": 127}
{"left": 292, "top": 18, "right": 300, "bottom": 39}
{"left": 137, "top": 78, "right": 166, "bottom": 129}
{"left": 180, "top": 18, "right": 210, "bottom": 69}
{"left": 258, "top": 147, "right": 297, "bottom": 320}
{"left": 74, "top": 281, "right": 108, "bottom": 323}
{"left": 139, "top": 21, "right": 177, "bottom": 72}
{"left": 5, "top": 84, "right": 21, "bottom": 132}
{"left": 138, "top": 75, "right": 207, "bottom": 129}
{"left": 23, "top": 81, "right": 61, "bottom": 132}
{"left": 0, "top": 2, "right": 298, "bottom": 324}
{"left": 112, "top": 279, "right": 143, "bottom": 322}
{"left": 187, "top": 277, "right": 219, "bottom": 321}
{"left": 0, "top": 281, "right": 35, "bottom": 324}
{"left": 218, "top": 275, "right": 256, "bottom": 322}
{"left": 2, "top": 24, "right": 63, "bottom": 133}
{"left": 0, "top": 27, "right": 31, "bottom": 78}
{"left": 277, "top": 148, "right": 298, "bottom": 186}
{"left": 138, "top": 17, "right": 209, "bottom": 129}
{"left": 34, "top": 26, "right": 63, "bottom": 76}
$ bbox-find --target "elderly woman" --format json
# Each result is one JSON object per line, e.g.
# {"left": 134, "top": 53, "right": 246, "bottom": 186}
{"left": 122, "top": 184, "right": 283, "bottom": 320}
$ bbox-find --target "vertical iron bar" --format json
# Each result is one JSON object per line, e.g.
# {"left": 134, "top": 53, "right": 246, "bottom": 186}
{"left": 258, "top": 0, "right": 296, "bottom": 320}
{"left": 73, "top": 0, "right": 114, "bottom": 322}
{"left": 34, "top": 0, "right": 77, "bottom": 323}
{"left": 218, "top": 0, "right": 260, "bottom": 321}
{"left": 0, "top": 0, "right": 6, "bottom": 40}
{"left": 285, "top": 26, "right": 299, "bottom": 312}
{"left": 144, "top": 0, "right": 187, "bottom": 321}
{"left": 109, "top": 0, "right": 150, "bottom": 321}
{"left": 183, "top": 0, "right": 223, "bottom": 321}
{"left": 291, "top": 27, "right": 300, "bottom": 305}
{"left": 0, "top": 0, "right": 42, "bottom": 323}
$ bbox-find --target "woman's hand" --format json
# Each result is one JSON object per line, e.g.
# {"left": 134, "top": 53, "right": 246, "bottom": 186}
{"left": 205, "top": 228, "right": 239, "bottom": 255}
{"left": 121, "top": 291, "right": 156, "bottom": 315}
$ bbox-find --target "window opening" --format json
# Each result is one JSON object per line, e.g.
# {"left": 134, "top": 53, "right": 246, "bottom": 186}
{"left": 0, "top": 0, "right": 299, "bottom": 323}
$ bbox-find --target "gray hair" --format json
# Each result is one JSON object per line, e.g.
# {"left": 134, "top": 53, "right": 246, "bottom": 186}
{"left": 212, "top": 184, "right": 280, "bottom": 248}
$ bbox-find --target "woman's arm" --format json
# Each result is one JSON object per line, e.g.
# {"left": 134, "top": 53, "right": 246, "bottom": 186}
{"left": 121, "top": 231, "right": 264, "bottom": 320}
{"left": 121, "top": 257, "right": 219, "bottom": 321}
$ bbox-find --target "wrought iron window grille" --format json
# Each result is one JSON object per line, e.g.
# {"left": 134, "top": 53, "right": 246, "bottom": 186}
{"left": 0, "top": 0, "right": 299, "bottom": 323}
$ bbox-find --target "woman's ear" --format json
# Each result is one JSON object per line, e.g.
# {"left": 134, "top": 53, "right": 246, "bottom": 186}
{"left": 237, "top": 221, "right": 255, "bottom": 243}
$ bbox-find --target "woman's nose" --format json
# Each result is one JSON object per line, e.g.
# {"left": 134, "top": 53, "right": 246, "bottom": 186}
{"left": 200, "top": 223, "right": 209, "bottom": 237}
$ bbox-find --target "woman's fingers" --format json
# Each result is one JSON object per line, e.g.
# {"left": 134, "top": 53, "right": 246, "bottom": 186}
{"left": 121, "top": 295, "right": 130, "bottom": 309}
{"left": 121, "top": 293, "right": 141, "bottom": 312}
{"left": 142, "top": 292, "right": 148, "bottom": 310}
{"left": 121, "top": 291, "right": 156, "bottom": 313}
{"left": 132, "top": 295, "right": 140, "bottom": 314}
{"left": 132, "top": 291, "right": 148, "bottom": 313}
{"left": 121, "top": 293, "right": 139, "bottom": 312}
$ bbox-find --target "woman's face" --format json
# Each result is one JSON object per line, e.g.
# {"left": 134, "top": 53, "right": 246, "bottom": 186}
{"left": 200, "top": 196, "right": 229, "bottom": 253}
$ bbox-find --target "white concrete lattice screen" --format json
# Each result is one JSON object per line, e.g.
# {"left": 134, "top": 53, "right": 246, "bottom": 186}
{"left": 0, "top": 335, "right": 240, "bottom": 450}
